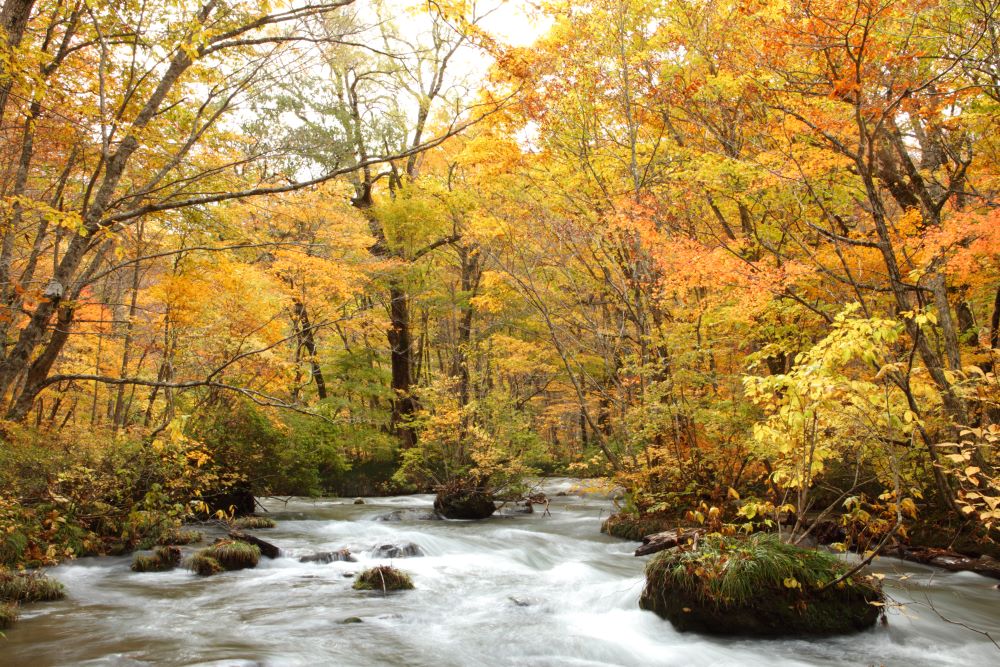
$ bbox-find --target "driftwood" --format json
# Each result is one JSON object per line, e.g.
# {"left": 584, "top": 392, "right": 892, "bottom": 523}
{"left": 229, "top": 530, "right": 280, "bottom": 559}
{"left": 634, "top": 528, "right": 705, "bottom": 557}
{"left": 889, "top": 545, "right": 1000, "bottom": 580}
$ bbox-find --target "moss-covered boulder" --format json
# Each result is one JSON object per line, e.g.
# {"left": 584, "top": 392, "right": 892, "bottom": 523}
{"left": 0, "top": 571, "right": 65, "bottom": 603}
{"left": 186, "top": 539, "right": 260, "bottom": 576}
{"left": 205, "top": 539, "right": 261, "bottom": 570}
{"left": 131, "top": 546, "right": 182, "bottom": 572}
{"left": 353, "top": 565, "right": 414, "bottom": 592}
{"left": 186, "top": 553, "right": 224, "bottom": 576}
{"left": 434, "top": 489, "right": 496, "bottom": 520}
{"left": 602, "top": 513, "right": 678, "bottom": 541}
{"left": 639, "top": 533, "right": 884, "bottom": 637}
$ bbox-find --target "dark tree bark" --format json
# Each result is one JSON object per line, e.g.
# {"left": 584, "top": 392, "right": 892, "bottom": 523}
{"left": 293, "top": 299, "right": 327, "bottom": 400}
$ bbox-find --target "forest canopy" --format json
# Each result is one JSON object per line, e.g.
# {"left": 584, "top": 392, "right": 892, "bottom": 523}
{"left": 1, "top": 0, "right": 999, "bottom": 567}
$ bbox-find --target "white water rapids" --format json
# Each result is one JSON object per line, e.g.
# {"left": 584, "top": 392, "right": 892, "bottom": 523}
{"left": 3, "top": 478, "right": 999, "bottom": 666}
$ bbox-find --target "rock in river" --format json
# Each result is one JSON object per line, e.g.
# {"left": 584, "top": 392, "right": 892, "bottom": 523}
{"left": 638, "top": 533, "right": 884, "bottom": 637}
{"left": 371, "top": 542, "right": 423, "bottom": 558}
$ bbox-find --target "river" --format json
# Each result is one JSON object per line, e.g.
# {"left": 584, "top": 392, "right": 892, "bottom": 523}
{"left": 3, "top": 478, "right": 999, "bottom": 666}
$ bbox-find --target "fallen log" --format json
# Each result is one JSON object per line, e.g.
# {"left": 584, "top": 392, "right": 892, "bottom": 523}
{"left": 229, "top": 530, "right": 280, "bottom": 559}
{"left": 634, "top": 528, "right": 705, "bottom": 557}
{"left": 889, "top": 545, "right": 1000, "bottom": 580}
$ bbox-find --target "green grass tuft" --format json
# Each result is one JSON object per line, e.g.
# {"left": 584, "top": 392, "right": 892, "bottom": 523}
{"left": 186, "top": 553, "right": 224, "bottom": 576}
{"left": 646, "top": 533, "right": 871, "bottom": 607}
{"left": 0, "top": 571, "right": 65, "bottom": 603}
{"left": 232, "top": 516, "right": 276, "bottom": 530}
{"left": 203, "top": 540, "right": 260, "bottom": 570}
{"left": 130, "top": 555, "right": 163, "bottom": 573}
{"left": 353, "top": 565, "right": 414, "bottom": 592}
{"left": 639, "top": 533, "right": 884, "bottom": 636}
{"left": 157, "top": 529, "right": 203, "bottom": 546}
{"left": 131, "top": 546, "right": 181, "bottom": 573}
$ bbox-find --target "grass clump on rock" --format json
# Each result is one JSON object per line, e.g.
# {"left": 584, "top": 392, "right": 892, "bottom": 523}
{"left": 157, "top": 529, "right": 202, "bottom": 546}
{"left": 186, "top": 539, "right": 260, "bottom": 576}
{"left": 204, "top": 540, "right": 260, "bottom": 570}
{"left": 186, "top": 553, "right": 224, "bottom": 576}
{"left": 232, "top": 516, "right": 276, "bottom": 530}
{"left": 353, "top": 565, "right": 414, "bottom": 592}
{"left": 639, "top": 533, "right": 884, "bottom": 637}
{"left": 601, "top": 512, "right": 678, "bottom": 541}
{"left": 131, "top": 546, "right": 181, "bottom": 573}
{"left": 0, "top": 570, "right": 65, "bottom": 603}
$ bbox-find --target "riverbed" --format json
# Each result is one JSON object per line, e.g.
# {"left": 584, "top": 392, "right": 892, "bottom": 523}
{"left": 4, "top": 479, "right": 999, "bottom": 666}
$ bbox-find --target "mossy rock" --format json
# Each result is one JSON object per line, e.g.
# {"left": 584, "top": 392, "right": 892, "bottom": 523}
{"left": 602, "top": 513, "right": 678, "bottom": 541}
{"left": 353, "top": 565, "right": 414, "bottom": 592}
{"left": 0, "top": 602, "right": 17, "bottom": 629}
{"left": 0, "top": 571, "right": 65, "bottom": 603}
{"left": 434, "top": 489, "right": 496, "bottom": 520}
{"left": 131, "top": 546, "right": 181, "bottom": 573}
{"left": 157, "top": 529, "right": 203, "bottom": 546}
{"left": 186, "top": 554, "right": 224, "bottom": 577}
{"left": 186, "top": 540, "right": 260, "bottom": 575}
{"left": 233, "top": 516, "right": 276, "bottom": 530}
{"left": 639, "top": 533, "right": 884, "bottom": 637}
{"left": 204, "top": 540, "right": 261, "bottom": 570}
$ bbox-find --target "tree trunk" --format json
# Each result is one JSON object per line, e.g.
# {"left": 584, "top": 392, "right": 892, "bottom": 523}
{"left": 293, "top": 298, "right": 327, "bottom": 400}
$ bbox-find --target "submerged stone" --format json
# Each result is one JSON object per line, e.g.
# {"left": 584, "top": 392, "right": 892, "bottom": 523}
{"left": 371, "top": 542, "right": 423, "bottom": 558}
{"left": 300, "top": 549, "right": 355, "bottom": 564}
{"left": 374, "top": 509, "right": 441, "bottom": 522}
{"left": 638, "top": 533, "right": 884, "bottom": 637}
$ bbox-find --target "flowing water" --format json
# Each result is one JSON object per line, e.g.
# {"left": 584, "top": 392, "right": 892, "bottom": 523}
{"left": 4, "top": 478, "right": 999, "bottom": 666}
